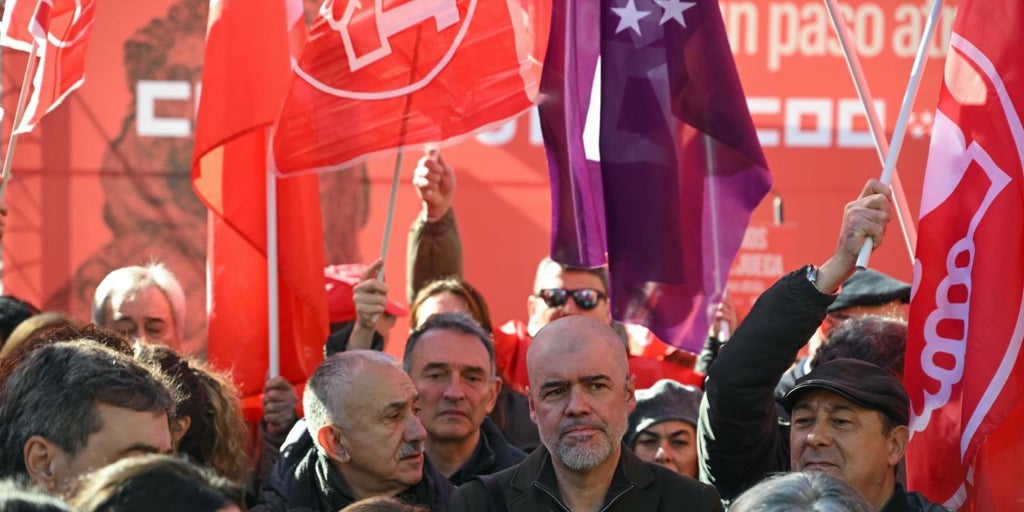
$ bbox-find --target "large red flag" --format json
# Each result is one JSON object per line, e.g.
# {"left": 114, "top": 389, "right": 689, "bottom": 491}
{"left": 192, "top": 0, "right": 328, "bottom": 421}
{"left": 903, "top": 0, "right": 1024, "bottom": 508}
{"left": 272, "top": 0, "right": 541, "bottom": 174}
{"left": 0, "top": 0, "right": 95, "bottom": 134}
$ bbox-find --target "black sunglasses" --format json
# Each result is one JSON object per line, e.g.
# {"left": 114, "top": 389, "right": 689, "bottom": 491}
{"left": 536, "top": 288, "right": 607, "bottom": 311}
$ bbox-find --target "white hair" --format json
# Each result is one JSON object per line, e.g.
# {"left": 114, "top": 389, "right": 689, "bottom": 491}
{"left": 92, "top": 261, "right": 186, "bottom": 338}
{"left": 304, "top": 350, "right": 401, "bottom": 453}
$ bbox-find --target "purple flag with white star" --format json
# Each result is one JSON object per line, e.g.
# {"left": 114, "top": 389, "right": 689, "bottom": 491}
{"left": 538, "top": 0, "right": 772, "bottom": 352}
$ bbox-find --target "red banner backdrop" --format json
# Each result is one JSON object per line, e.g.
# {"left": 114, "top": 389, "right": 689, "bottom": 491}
{"left": 2, "top": 0, "right": 957, "bottom": 357}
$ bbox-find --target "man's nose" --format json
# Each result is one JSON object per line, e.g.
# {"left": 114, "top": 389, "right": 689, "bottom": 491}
{"left": 405, "top": 414, "right": 427, "bottom": 443}
{"left": 565, "top": 387, "right": 592, "bottom": 416}
{"left": 805, "top": 419, "right": 832, "bottom": 447}
{"left": 443, "top": 375, "right": 468, "bottom": 400}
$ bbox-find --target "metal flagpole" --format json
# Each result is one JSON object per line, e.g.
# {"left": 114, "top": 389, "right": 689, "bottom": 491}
{"left": 824, "top": 0, "right": 923, "bottom": 267}
{"left": 267, "top": 128, "right": 280, "bottom": 378}
{"left": 375, "top": 27, "right": 423, "bottom": 282}
{"left": 836, "top": 0, "right": 944, "bottom": 269}
{"left": 0, "top": 41, "right": 39, "bottom": 200}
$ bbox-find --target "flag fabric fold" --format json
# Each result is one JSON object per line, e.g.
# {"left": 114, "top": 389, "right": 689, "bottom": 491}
{"left": 192, "top": 0, "right": 328, "bottom": 421}
{"left": 271, "top": 0, "right": 542, "bottom": 175}
{"left": 0, "top": 0, "right": 95, "bottom": 134}
{"left": 539, "top": 0, "right": 772, "bottom": 352}
{"left": 903, "top": 0, "right": 1024, "bottom": 509}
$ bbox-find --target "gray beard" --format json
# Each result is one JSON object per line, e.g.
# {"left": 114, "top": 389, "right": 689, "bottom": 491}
{"left": 542, "top": 409, "right": 628, "bottom": 470}
{"left": 549, "top": 435, "right": 615, "bottom": 470}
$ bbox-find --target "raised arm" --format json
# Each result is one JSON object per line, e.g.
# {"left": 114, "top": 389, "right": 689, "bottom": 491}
{"left": 406, "top": 150, "right": 463, "bottom": 302}
{"left": 698, "top": 180, "right": 893, "bottom": 502}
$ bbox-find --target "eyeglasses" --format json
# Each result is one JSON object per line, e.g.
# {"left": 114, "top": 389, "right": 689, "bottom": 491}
{"left": 536, "top": 288, "right": 607, "bottom": 311}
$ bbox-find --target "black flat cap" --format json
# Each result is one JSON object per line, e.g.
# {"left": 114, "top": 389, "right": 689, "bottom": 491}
{"left": 828, "top": 269, "right": 911, "bottom": 313}
{"left": 784, "top": 358, "right": 909, "bottom": 426}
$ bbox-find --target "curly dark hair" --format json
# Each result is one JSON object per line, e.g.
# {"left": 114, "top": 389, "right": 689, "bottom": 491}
{"left": 813, "top": 315, "right": 907, "bottom": 378}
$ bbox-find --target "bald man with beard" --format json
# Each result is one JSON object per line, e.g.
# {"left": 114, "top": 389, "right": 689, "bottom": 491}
{"left": 450, "top": 316, "right": 721, "bottom": 512}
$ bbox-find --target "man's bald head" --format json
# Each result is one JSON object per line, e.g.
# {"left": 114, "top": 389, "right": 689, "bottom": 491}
{"left": 526, "top": 316, "right": 635, "bottom": 472}
{"left": 528, "top": 316, "right": 629, "bottom": 386}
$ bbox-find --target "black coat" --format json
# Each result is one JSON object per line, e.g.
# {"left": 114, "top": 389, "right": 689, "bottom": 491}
{"left": 450, "top": 444, "right": 722, "bottom": 512}
{"left": 254, "top": 426, "right": 452, "bottom": 511}
{"left": 697, "top": 268, "right": 946, "bottom": 511}
{"left": 448, "top": 417, "right": 526, "bottom": 486}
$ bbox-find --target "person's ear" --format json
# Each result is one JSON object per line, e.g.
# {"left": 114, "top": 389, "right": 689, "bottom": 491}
{"left": 624, "top": 374, "right": 637, "bottom": 414}
{"left": 527, "top": 294, "right": 541, "bottom": 320}
{"left": 484, "top": 376, "right": 502, "bottom": 415}
{"left": 24, "top": 435, "right": 61, "bottom": 492}
{"left": 171, "top": 416, "right": 192, "bottom": 449}
{"left": 888, "top": 424, "right": 910, "bottom": 466}
{"left": 526, "top": 386, "right": 538, "bottom": 425}
{"left": 317, "top": 425, "right": 350, "bottom": 463}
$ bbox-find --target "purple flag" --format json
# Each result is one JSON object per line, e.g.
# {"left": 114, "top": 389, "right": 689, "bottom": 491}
{"left": 539, "top": 0, "right": 772, "bottom": 352}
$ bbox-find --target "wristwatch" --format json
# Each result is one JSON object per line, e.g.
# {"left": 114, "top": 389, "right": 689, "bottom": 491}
{"left": 805, "top": 264, "right": 839, "bottom": 297}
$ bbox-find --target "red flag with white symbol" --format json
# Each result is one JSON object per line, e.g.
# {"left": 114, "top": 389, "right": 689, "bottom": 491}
{"left": 903, "top": 0, "right": 1024, "bottom": 509}
{"left": 272, "top": 0, "right": 541, "bottom": 175}
{"left": 0, "top": 0, "right": 94, "bottom": 134}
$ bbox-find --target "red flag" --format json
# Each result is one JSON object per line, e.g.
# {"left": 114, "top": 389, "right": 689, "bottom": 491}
{"left": 192, "top": 0, "right": 328, "bottom": 421}
{"left": 272, "top": 0, "right": 541, "bottom": 174}
{"left": 0, "top": 0, "right": 94, "bottom": 134}
{"left": 903, "top": 0, "right": 1024, "bottom": 508}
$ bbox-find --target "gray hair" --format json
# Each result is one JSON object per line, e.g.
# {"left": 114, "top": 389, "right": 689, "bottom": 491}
{"left": 304, "top": 350, "right": 400, "bottom": 452}
{"left": 92, "top": 262, "right": 186, "bottom": 338}
{"left": 0, "top": 341, "right": 176, "bottom": 478}
{"left": 403, "top": 312, "right": 496, "bottom": 378}
{"left": 729, "top": 472, "right": 872, "bottom": 512}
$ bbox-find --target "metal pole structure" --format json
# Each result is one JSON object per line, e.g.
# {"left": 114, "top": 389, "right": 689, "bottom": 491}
{"left": 267, "top": 130, "right": 280, "bottom": 378}
{"left": 843, "top": 0, "right": 944, "bottom": 269}
{"left": 0, "top": 41, "right": 39, "bottom": 200}
{"left": 824, "top": 0, "right": 922, "bottom": 266}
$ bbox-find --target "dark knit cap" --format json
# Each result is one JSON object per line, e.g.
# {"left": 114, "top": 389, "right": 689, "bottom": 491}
{"left": 784, "top": 358, "right": 910, "bottom": 426}
{"left": 626, "top": 379, "right": 702, "bottom": 446}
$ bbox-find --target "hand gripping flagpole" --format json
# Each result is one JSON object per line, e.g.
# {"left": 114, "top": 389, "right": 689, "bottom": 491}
{"left": 824, "top": 0, "right": 924, "bottom": 268}
{"left": 0, "top": 41, "right": 40, "bottom": 201}
{"left": 829, "top": 0, "right": 944, "bottom": 269}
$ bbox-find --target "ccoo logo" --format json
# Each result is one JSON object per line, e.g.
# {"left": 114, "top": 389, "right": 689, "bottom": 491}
{"left": 907, "top": 29, "right": 1024, "bottom": 455}
{"left": 296, "top": 0, "right": 478, "bottom": 100}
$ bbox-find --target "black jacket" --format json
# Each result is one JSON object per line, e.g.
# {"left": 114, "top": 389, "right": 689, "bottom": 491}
{"left": 697, "top": 268, "right": 946, "bottom": 511}
{"left": 698, "top": 268, "right": 830, "bottom": 502}
{"left": 450, "top": 444, "right": 722, "bottom": 512}
{"left": 448, "top": 417, "right": 526, "bottom": 486}
{"left": 254, "top": 426, "right": 452, "bottom": 511}
{"left": 883, "top": 484, "right": 950, "bottom": 512}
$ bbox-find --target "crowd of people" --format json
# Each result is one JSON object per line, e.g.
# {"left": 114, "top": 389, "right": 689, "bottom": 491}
{"left": 0, "top": 152, "right": 948, "bottom": 511}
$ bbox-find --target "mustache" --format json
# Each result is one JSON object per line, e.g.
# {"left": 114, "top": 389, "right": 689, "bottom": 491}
{"left": 558, "top": 420, "right": 606, "bottom": 437}
{"left": 396, "top": 441, "right": 425, "bottom": 460}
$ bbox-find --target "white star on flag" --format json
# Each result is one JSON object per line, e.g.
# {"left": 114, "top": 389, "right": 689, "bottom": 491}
{"left": 654, "top": 0, "right": 697, "bottom": 27}
{"left": 611, "top": 0, "right": 651, "bottom": 35}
